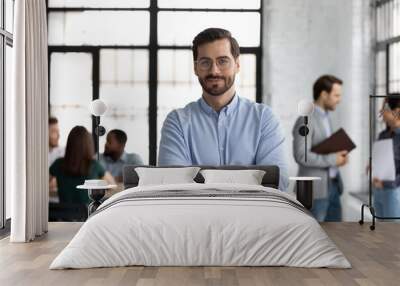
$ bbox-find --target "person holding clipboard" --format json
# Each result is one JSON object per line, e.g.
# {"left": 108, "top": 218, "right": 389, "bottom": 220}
{"left": 292, "top": 75, "right": 355, "bottom": 222}
{"left": 372, "top": 96, "right": 400, "bottom": 218}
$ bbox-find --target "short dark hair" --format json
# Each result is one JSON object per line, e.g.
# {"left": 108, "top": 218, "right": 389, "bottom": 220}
{"left": 387, "top": 94, "right": 400, "bottom": 109}
{"left": 313, "top": 75, "right": 343, "bottom": 101}
{"left": 109, "top": 129, "right": 127, "bottom": 145}
{"left": 192, "top": 28, "right": 240, "bottom": 61}
{"left": 49, "top": 116, "right": 58, "bottom": 125}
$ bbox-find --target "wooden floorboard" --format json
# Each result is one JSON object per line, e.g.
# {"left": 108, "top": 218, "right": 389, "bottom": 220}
{"left": 0, "top": 222, "right": 399, "bottom": 286}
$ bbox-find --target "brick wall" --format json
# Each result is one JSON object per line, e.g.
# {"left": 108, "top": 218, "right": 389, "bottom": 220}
{"left": 263, "top": 0, "right": 373, "bottom": 194}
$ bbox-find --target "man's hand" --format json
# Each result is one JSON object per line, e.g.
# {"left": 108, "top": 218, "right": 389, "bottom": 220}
{"left": 372, "top": 177, "right": 384, "bottom": 189}
{"left": 335, "top": 150, "right": 349, "bottom": 167}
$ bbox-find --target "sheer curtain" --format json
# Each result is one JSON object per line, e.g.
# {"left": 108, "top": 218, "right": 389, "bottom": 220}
{"left": 7, "top": 0, "right": 48, "bottom": 242}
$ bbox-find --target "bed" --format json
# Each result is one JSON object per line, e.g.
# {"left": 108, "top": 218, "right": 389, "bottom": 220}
{"left": 50, "top": 165, "right": 350, "bottom": 269}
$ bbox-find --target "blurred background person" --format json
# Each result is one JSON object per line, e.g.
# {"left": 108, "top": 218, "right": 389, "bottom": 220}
{"left": 49, "top": 116, "right": 65, "bottom": 193}
{"left": 49, "top": 126, "right": 115, "bottom": 207}
{"left": 49, "top": 116, "right": 65, "bottom": 167}
{"left": 99, "top": 129, "right": 143, "bottom": 183}
{"left": 292, "top": 75, "right": 348, "bottom": 222}
{"left": 372, "top": 96, "right": 400, "bottom": 218}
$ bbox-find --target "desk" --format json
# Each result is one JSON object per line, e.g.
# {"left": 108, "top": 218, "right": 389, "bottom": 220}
{"left": 49, "top": 183, "right": 124, "bottom": 202}
{"left": 49, "top": 184, "right": 124, "bottom": 220}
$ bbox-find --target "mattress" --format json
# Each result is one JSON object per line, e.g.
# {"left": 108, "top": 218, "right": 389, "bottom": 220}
{"left": 50, "top": 183, "right": 351, "bottom": 269}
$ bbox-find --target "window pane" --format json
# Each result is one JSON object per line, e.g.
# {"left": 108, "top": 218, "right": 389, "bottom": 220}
{"left": 157, "top": 50, "right": 201, "bottom": 147}
{"left": 394, "top": 0, "right": 400, "bottom": 38}
{"left": 49, "top": 0, "right": 150, "bottom": 8}
{"left": 48, "top": 11, "right": 149, "bottom": 45}
{"left": 375, "top": 51, "right": 386, "bottom": 95}
{"left": 99, "top": 49, "right": 149, "bottom": 164}
{"left": 158, "top": 12, "right": 260, "bottom": 46}
{"left": 157, "top": 50, "right": 256, "bottom": 148}
{"left": 158, "top": 0, "right": 260, "bottom": 9}
{"left": 236, "top": 54, "right": 256, "bottom": 101}
{"left": 5, "top": 0, "right": 13, "bottom": 33}
{"left": 5, "top": 44, "right": 12, "bottom": 219}
{"left": 389, "top": 42, "right": 400, "bottom": 93}
{"left": 50, "top": 53, "right": 93, "bottom": 147}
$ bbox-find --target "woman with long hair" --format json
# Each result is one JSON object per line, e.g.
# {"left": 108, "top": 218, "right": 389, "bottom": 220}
{"left": 50, "top": 126, "right": 114, "bottom": 204}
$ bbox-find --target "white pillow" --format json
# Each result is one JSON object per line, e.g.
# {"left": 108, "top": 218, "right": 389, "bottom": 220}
{"left": 200, "top": 169, "right": 266, "bottom": 185}
{"left": 135, "top": 167, "right": 201, "bottom": 186}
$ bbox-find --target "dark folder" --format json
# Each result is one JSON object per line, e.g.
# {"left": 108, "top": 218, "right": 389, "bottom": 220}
{"left": 311, "top": 128, "right": 356, "bottom": 154}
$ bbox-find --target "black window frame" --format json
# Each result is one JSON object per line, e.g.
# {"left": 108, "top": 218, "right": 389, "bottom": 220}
{"left": 0, "top": 0, "right": 14, "bottom": 235}
{"left": 374, "top": 0, "right": 400, "bottom": 95}
{"left": 47, "top": 0, "right": 264, "bottom": 165}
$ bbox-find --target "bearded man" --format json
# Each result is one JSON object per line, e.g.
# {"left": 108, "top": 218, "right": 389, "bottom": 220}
{"left": 158, "top": 28, "right": 288, "bottom": 191}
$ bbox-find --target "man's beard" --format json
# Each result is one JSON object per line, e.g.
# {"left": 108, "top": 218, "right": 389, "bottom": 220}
{"left": 104, "top": 148, "right": 119, "bottom": 161}
{"left": 49, "top": 142, "right": 58, "bottom": 148}
{"left": 198, "top": 74, "right": 235, "bottom": 96}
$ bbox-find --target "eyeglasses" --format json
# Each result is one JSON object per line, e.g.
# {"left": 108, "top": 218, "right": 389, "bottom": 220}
{"left": 195, "top": 57, "right": 233, "bottom": 71}
{"left": 379, "top": 102, "right": 400, "bottom": 119}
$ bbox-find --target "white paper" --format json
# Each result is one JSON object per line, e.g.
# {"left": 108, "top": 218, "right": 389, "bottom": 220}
{"left": 372, "top": 139, "right": 396, "bottom": 181}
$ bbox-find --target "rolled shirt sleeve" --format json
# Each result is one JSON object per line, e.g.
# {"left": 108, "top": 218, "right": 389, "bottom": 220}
{"left": 255, "top": 109, "right": 289, "bottom": 191}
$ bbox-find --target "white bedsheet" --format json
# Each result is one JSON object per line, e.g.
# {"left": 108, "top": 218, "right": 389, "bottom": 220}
{"left": 50, "top": 183, "right": 351, "bottom": 269}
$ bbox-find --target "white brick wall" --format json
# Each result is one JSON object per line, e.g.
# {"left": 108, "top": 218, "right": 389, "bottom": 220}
{"left": 263, "top": 0, "right": 372, "bottom": 195}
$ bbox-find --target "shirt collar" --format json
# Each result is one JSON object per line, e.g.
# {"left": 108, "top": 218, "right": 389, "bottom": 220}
{"left": 314, "top": 104, "right": 329, "bottom": 118}
{"left": 103, "top": 152, "right": 127, "bottom": 163}
{"left": 120, "top": 152, "right": 128, "bottom": 162}
{"left": 199, "top": 94, "right": 239, "bottom": 116}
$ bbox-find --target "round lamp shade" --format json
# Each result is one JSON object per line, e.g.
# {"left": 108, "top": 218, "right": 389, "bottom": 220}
{"left": 89, "top": 99, "right": 107, "bottom": 116}
{"left": 297, "top": 99, "right": 314, "bottom": 116}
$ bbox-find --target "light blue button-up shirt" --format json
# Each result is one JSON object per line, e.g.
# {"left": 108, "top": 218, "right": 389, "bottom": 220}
{"left": 314, "top": 105, "right": 338, "bottom": 178}
{"left": 158, "top": 95, "right": 289, "bottom": 190}
{"left": 99, "top": 152, "right": 143, "bottom": 179}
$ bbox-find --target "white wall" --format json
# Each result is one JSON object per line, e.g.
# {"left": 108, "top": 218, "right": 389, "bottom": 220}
{"left": 263, "top": 0, "right": 372, "bottom": 198}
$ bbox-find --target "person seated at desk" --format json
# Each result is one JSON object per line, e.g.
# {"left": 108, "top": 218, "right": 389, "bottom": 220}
{"left": 49, "top": 126, "right": 115, "bottom": 205}
{"left": 49, "top": 116, "right": 65, "bottom": 194}
{"left": 49, "top": 116, "right": 65, "bottom": 167}
{"left": 99, "top": 129, "right": 143, "bottom": 183}
{"left": 372, "top": 96, "right": 400, "bottom": 218}
{"left": 158, "top": 28, "right": 288, "bottom": 190}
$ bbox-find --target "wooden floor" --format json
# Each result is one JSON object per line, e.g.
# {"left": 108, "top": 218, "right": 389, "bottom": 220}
{"left": 0, "top": 222, "right": 399, "bottom": 286}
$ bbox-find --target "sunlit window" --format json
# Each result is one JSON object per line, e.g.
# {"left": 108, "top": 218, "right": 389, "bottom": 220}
{"left": 375, "top": 0, "right": 400, "bottom": 94}
{"left": 1, "top": 0, "right": 14, "bottom": 229}
{"left": 48, "top": 1, "right": 262, "bottom": 164}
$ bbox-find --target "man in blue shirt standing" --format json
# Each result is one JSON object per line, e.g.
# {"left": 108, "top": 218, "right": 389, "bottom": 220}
{"left": 158, "top": 28, "right": 289, "bottom": 190}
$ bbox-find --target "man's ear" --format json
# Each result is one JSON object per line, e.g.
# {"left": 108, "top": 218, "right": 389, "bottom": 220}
{"left": 194, "top": 61, "right": 199, "bottom": 76}
{"left": 235, "top": 57, "right": 240, "bottom": 73}
{"left": 320, "top": 90, "right": 328, "bottom": 100}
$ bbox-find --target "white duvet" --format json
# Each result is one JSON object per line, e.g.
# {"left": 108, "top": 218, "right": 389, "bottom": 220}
{"left": 50, "top": 183, "right": 351, "bottom": 269}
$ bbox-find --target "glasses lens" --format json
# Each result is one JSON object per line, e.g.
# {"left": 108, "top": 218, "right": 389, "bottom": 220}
{"left": 217, "top": 58, "right": 231, "bottom": 69}
{"left": 198, "top": 59, "right": 211, "bottom": 70}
